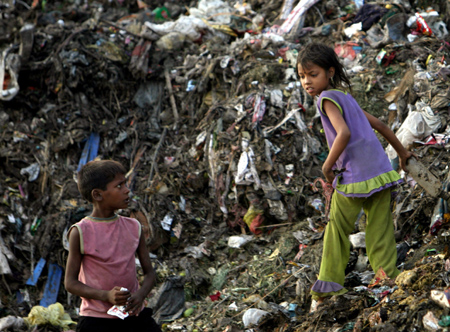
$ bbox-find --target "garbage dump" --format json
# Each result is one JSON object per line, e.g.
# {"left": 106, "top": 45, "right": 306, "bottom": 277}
{"left": 2, "top": 0, "right": 450, "bottom": 331}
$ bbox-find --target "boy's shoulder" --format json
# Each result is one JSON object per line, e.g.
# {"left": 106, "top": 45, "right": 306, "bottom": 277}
{"left": 72, "top": 215, "right": 141, "bottom": 238}
{"left": 117, "top": 215, "right": 142, "bottom": 232}
{"left": 73, "top": 215, "right": 140, "bottom": 228}
{"left": 117, "top": 215, "right": 141, "bottom": 224}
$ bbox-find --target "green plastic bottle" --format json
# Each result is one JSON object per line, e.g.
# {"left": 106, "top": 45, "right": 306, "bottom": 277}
{"left": 153, "top": 7, "right": 170, "bottom": 22}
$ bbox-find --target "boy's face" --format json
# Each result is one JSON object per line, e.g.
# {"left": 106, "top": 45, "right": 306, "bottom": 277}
{"left": 297, "top": 62, "right": 334, "bottom": 97}
{"left": 98, "top": 173, "right": 130, "bottom": 210}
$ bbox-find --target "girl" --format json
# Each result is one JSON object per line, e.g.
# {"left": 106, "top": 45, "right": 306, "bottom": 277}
{"left": 296, "top": 43, "right": 414, "bottom": 312}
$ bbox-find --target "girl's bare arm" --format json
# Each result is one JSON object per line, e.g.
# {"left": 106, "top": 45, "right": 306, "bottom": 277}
{"left": 322, "top": 99, "right": 351, "bottom": 183}
{"left": 363, "top": 110, "right": 414, "bottom": 171}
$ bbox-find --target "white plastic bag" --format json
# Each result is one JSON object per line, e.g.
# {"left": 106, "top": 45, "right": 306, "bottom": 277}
{"left": 235, "top": 138, "right": 261, "bottom": 188}
{"left": 190, "top": 0, "right": 233, "bottom": 24}
{"left": 145, "top": 15, "right": 211, "bottom": 41}
{"left": 386, "top": 104, "right": 441, "bottom": 160}
{"left": 0, "top": 316, "right": 25, "bottom": 330}
{"left": 227, "top": 235, "right": 254, "bottom": 248}
{"left": 277, "top": 0, "right": 320, "bottom": 35}
{"left": 242, "top": 308, "right": 270, "bottom": 327}
{"left": 0, "top": 48, "right": 21, "bottom": 101}
{"left": 349, "top": 232, "right": 366, "bottom": 249}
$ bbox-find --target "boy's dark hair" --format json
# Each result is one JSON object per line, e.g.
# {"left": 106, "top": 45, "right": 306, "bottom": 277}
{"left": 77, "top": 160, "right": 127, "bottom": 202}
{"left": 297, "top": 42, "right": 352, "bottom": 92}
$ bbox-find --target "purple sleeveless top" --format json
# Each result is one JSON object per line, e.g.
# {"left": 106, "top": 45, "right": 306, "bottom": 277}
{"left": 317, "top": 89, "right": 402, "bottom": 197}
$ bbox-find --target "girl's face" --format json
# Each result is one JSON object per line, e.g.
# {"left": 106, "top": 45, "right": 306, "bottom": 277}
{"left": 297, "top": 62, "right": 334, "bottom": 97}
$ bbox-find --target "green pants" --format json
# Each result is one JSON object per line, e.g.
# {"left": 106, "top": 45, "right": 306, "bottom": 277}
{"left": 311, "top": 188, "right": 400, "bottom": 299}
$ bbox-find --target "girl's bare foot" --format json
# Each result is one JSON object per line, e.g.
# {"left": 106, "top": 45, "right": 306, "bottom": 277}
{"left": 310, "top": 297, "right": 324, "bottom": 313}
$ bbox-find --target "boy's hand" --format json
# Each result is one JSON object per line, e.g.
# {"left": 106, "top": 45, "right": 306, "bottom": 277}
{"left": 125, "top": 291, "right": 146, "bottom": 316}
{"left": 106, "top": 286, "right": 130, "bottom": 305}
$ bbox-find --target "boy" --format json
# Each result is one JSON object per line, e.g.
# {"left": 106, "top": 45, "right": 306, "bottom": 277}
{"left": 65, "top": 160, "right": 161, "bottom": 332}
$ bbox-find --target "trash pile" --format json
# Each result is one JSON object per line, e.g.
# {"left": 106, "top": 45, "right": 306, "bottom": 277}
{"left": 2, "top": 0, "right": 450, "bottom": 331}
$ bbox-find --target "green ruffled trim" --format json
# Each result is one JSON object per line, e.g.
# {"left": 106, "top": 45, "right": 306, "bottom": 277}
{"left": 335, "top": 170, "right": 402, "bottom": 195}
{"left": 311, "top": 287, "right": 348, "bottom": 300}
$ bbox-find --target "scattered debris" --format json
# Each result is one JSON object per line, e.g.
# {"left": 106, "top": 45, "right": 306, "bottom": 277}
{"left": 2, "top": 0, "right": 450, "bottom": 331}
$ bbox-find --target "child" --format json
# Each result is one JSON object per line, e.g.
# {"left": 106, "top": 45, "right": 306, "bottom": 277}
{"left": 65, "top": 160, "right": 161, "bottom": 332}
{"left": 296, "top": 43, "right": 414, "bottom": 312}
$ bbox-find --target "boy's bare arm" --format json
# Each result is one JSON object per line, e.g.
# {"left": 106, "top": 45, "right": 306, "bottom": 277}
{"left": 126, "top": 232, "right": 157, "bottom": 315}
{"left": 64, "top": 227, "right": 130, "bottom": 305}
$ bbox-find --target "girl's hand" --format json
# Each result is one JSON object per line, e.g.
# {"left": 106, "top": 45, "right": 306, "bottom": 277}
{"left": 322, "top": 164, "right": 335, "bottom": 184}
{"left": 398, "top": 151, "right": 418, "bottom": 172}
{"left": 125, "top": 291, "right": 146, "bottom": 316}
{"left": 106, "top": 287, "right": 130, "bottom": 305}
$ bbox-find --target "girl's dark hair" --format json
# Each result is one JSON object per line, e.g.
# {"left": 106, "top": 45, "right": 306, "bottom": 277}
{"left": 297, "top": 43, "right": 352, "bottom": 92}
{"left": 77, "top": 160, "right": 126, "bottom": 202}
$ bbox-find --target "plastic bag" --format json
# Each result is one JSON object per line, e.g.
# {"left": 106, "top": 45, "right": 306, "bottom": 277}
{"left": 386, "top": 106, "right": 441, "bottom": 160}
{"left": 243, "top": 205, "right": 264, "bottom": 235}
{"left": 385, "top": 13, "right": 407, "bottom": 41}
{"left": 145, "top": 15, "right": 211, "bottom": 42}
{"left": 0, "top": 47, "right": 21, "bottom": 101}
{"left": 0, "top": 316, "right": 25, "bottom": 330}
{"left": 235, "top": 137, "right": 261, "bottom": 188}
{"left": 423, "top": 311, "right": 440, "bottom": 331}
{"left": 156, "top": 32, "right": 186, "bottom": 50}
{"left": 242, "top": 308, "right": 270, "bottom": 327}
{"left": 431, "top": 21, "right": 448, "bottom": 39}
{"left": 20, "top": 163, "right": 40, "bottom": 182}
{"left": 24, "top": 302, "right": 76, "bottom": 329}
{"left": 416, "top": 13, "right": 432, "bottom": 36}
{"left": 190, "top": 0, "right": 233, "bottom": 24}
{"left": 148, "top": 276, "right": 186, "bottom": 325}
{"left": 227, "top": 235, "right": 254, "bottom": 248}
{"left": 349, "top": 232, "right": 366, "bottom": 249}
{"left": 431, "top": 289, "right": 450, "bottom": 308}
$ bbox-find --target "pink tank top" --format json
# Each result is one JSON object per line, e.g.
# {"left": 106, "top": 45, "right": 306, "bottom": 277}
{"left": 70, "top": 215, "right": 141, "bottom": 318}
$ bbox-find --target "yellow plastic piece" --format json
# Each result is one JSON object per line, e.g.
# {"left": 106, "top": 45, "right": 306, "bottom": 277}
{"left": 243, "top": 205, "right": 264, "bottom": 228}
{"left": 24, "top": 302, "right": 76, "bottom": 330}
